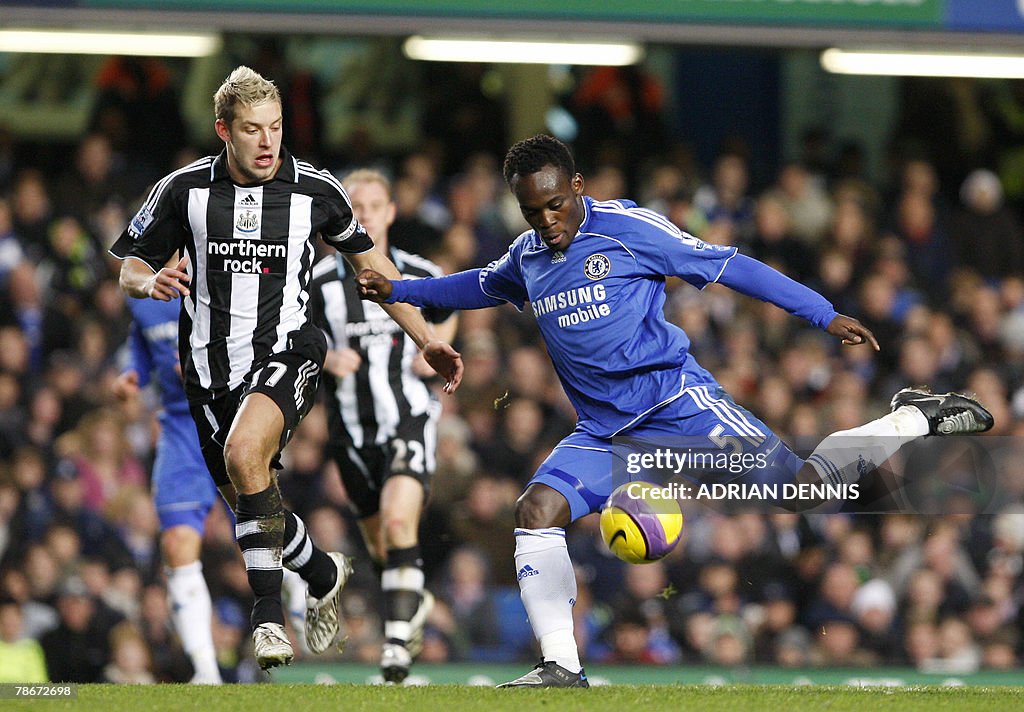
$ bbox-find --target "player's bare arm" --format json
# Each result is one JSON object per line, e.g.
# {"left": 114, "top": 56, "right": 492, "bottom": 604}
{"left": 826, "top": 314, "right": 880, "bottom": 351}
{"left": 347, "top": 256, "right": 463, "bottom": 393}
{"left": 428, "top": 310, "right": 459, "bottom": 345}
{"left": 120, "top": 254, "right": 190, "bottom": 301}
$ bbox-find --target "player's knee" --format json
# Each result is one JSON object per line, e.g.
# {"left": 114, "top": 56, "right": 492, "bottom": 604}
{"left": 161, "top": 525, "right": 201, "bottom": 567}
{"left": 222, "top": 441, "right": 247, "bottom": 478}
{"left": 514, "top": 489, "right": 563, "bottom": 529}
{"left": 223, "top": 433, "right": 270, "bottom": 480}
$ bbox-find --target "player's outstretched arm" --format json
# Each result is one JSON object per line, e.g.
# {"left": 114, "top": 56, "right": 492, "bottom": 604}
{"left": 119, "top": 255, "right": 190, "bottom": 301}
{"left": 716, "top": 253, "right": 876, "bottom": 344}
{"left": 347, "top": 253, "right": 437, "bottom": 348}
{"left": 357, "top": 265, "right": 506, "bottom": 312}
{"left": 348, "top": 252, "right": 463, "bottom": 393}
{"left": 826, "top": 314, "right": 880, "bottom": 351}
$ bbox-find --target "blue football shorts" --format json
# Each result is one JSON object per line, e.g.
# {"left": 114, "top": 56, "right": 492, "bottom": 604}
{"left": 152, "top": 412, "right": 222, "bottom": 533}
{"left": 530, "top": 383, "right": 805, "bottom": 521}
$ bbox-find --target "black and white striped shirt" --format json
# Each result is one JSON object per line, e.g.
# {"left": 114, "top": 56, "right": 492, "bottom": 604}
{"left": 110, "top": 148, "right": 373, "bottom": 402}
{"left": 309, "top": 249, "right": 453, "bottom": 448}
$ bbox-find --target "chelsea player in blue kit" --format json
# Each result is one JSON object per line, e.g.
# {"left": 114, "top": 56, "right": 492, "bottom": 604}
{"left": 113, "top": 294, "right": 227, "bottom": 683}
{"left": 357, "top": 135, "right": 994, "bottom": 687}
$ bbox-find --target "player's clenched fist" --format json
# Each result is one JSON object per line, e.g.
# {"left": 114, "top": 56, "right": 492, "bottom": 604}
{"left": 355, "top": 269, "right": 392, "bottom": 302}
{"left": 146, "top": 255, "right": 191, "bottom": 301}
{"left": 111, "top": 369, "right": 141, "bottom": 400}
{"left": 825, "top": 313, "right": 880, "bottom": 351}
{"left": 323, "top": 348, "right": 362, "bottom": 379}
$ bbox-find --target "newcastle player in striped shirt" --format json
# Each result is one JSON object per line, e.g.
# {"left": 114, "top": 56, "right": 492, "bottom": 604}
{"left": 309, "top": 169, "right": 457, "bottom": 683}
{"left": 111, "top": 66, "right": 462, "bottom": 671}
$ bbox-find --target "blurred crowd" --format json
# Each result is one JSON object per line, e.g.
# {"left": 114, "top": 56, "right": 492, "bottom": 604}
{"left": 2, "top": 57, "right": 1024, "bottom": 684}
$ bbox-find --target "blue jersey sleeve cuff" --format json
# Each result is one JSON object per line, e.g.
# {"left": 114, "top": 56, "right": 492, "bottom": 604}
{"left": 385, "top": 279, "right": 406, "bottom": 304}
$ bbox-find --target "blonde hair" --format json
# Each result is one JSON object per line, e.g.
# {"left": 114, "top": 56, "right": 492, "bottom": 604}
{"left": 342, "top": 168, "right": 392, "bottom": 199}
{"left": 213, "top": 66, "right": 281, "bottom": 125}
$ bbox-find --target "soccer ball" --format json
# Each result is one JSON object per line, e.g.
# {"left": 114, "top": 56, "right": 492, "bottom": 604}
{"left": 600, "top": 481, "right": 683, "bottom": 564}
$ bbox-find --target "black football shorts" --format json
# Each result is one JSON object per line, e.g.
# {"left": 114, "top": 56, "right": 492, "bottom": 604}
{"left": 190, "top": 325, "right": 327, "bottom": 487}
{"left": 327, "top": 401, "right": 440, "bottom": 518}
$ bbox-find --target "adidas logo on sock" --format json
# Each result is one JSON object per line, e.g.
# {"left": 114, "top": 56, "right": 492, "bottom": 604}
{"left": 517, "top": 564, "right": 540, "bottom": 581}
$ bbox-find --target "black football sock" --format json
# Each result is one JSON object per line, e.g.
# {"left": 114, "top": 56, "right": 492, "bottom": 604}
{"left": 283, "top": 510, "right": 338, "bottom": 600}
{"left": 235, "top": 485, "right": 285, "bottom": 628}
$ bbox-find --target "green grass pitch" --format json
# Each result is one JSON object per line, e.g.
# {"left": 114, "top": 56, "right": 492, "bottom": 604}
{"left": 5, "top": 684, "right": 1024, "bottom": 712}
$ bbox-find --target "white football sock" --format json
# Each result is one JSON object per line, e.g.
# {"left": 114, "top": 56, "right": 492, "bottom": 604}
{"left": 807, "top": 406, "right": 929, "bottom": 485}
{"left": 514, "top": 527, "right": 581, "bottom": 673}
{"left": 166, "top": 561, "right": 221, "bottom": 684}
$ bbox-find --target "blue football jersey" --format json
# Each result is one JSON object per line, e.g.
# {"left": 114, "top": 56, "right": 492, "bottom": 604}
{"left": 125, "top": 297, "right": 189, "bottom": 416}
{"left": 481, "top": 197, "right": 737, "bottom": 437}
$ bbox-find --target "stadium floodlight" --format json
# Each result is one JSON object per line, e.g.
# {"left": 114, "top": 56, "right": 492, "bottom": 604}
{"left": 403, "top": 36, "right": 644, "bottom": 66}
{"left": 0, "top": 29, "right": 222, "bottom": 57}
{"left": 821, "top": 48, "right": 1024, "bottom": 79}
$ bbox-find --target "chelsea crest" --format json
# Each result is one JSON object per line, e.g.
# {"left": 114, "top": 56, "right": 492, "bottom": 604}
{"left": 584, "top": 253, "right": 611, "bottom": 280}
